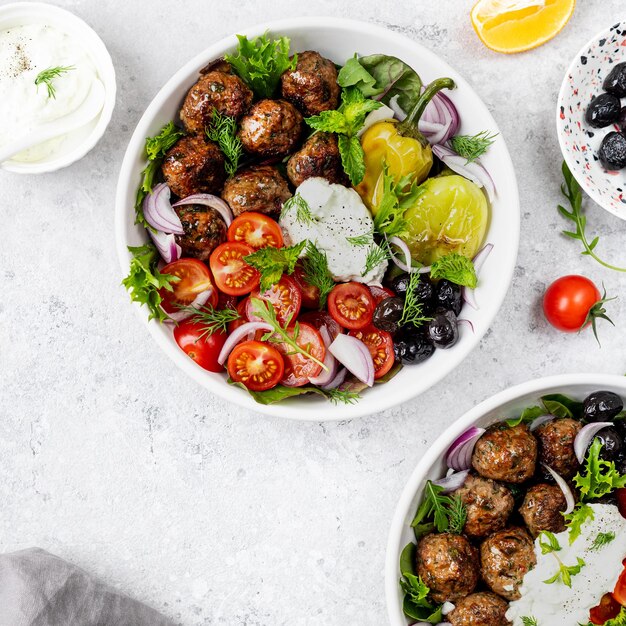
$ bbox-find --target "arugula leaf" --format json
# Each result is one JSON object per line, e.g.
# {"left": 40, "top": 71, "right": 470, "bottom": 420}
{"left": 228, "top": 380, "right": 359, "bottom": 405}
{"left": 590, "top": 531, "right": 615, "bottom": 551}
{"left": 411, "top": 480, "right": 467, "bottom": 534}
{"left": 429, "top": 253, "right": 477, "bottom": 288}
{"left": 540, "top": 393, "right": 583, "bottom": 419}
{"left": 224, "top": 32, "right": 296, "bottom": 99}
{"left": 505, "top": 406, "right": 545, "bottom": 428}
{"left": 563, "top": 503, "right": 595, "bottom": 545}
{"left": 373, "top": 164, "right": 421, "bottom": 238}
{"left": 543, "top": 556, "right": 585, "bottom": 588}
{"left": 136, "top": 122, "right": 185, "bottom": 228}
{"left": 574, "top": 438, "right": 626, "bottom": 501}
{"left": 539, "top": 531, "right": 561, "bottom": 555}
{"left": 301, "top": 241, "right": 335, "bottom": 309}
{"left": 244, "top": 241, "right": 306, "bottom": 292}
{"left": 206, "top": 109, "right": 243, "bottom": 177}
{"left": 121, "top": 244, "right": 179, "bottom": 322}
{"left": 449, "top": 131, "right": 498, "bottom": 163}
{"left": 398, "top": 543, "right": 443, "bottom": 623}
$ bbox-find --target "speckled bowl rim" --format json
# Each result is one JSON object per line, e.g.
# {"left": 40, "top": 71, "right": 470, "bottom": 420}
{"left": 557, "top": 20, "right": 626, "bottom": 220}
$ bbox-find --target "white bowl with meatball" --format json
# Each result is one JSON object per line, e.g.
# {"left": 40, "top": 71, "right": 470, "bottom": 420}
{"left": 115, "top": 17, "right": 520, "bottom": 420}
{"left": 386, "top": 373, "right": 626, "bottom": 625}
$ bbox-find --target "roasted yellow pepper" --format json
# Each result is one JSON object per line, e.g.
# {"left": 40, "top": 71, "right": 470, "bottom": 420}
{"left": 356, "top": 78, "right": 456, "bottom": 213}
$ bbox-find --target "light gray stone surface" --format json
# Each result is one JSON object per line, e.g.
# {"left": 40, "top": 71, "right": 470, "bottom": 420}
{"left": 1, "top": 1, "right": 626, "bottom": 624}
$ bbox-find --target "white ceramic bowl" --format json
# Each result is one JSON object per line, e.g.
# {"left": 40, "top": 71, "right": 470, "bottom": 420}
{"left": 115, "top": 17, "right": 520, "bottom": 421}
{"left": 385, "top": 373, "right": 626, "bottom": 625}
{"left": 557, "top": 21, "right": 626, "bottom": 219}
{"left": 0, "top": 2, "right": 116, "bottom": 174}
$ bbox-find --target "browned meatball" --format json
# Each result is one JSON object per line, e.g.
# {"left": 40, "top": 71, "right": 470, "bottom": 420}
{"left": 472, "top": 424, "right": 537, "bottom": 484}
{"left": 416, "top": 533, "right": 480, "bottom": 603}
{"left": 286, "top": 132, "right": 348, "bottom": 187}
{"left": 448, "top": 592, "right": 510, "bottom": 626}
{"left": 455, "top": 475, "right": 514, "bottom": 538}
{"left": 519, "top": 483, "right": 567, "bottom": 537}
{"left": 180, "top": 68, "right": 253, "bottom": 133}
{"left": 480, "top": 527, "right": 536, "bottom": 601}
{"left": 281, "top": 50, "right": 340, "bottom": 116}
{"left": 238, "top": 99, "right": 303, "bottom": 157}
{"left": 535, "top": 418, "right": 582, "bottom": 479}
{"left": 161, "top": 135, "right": 226, "bottom": 199}
{"left": 174, "top": 205, "right": 226, "bottom": 261}
{"left": 221, "top": 165, "right": 291, "bottom": 217}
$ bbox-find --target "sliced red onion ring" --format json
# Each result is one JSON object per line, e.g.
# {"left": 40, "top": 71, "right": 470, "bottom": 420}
{"left": 529, "top": 415, "right": 554, "bottom": 432}
{"left": 434, "top": 470, "right": 469, "bottom": 493}
{"left": 148, "top": 228, "right": 181, "bottom": 264}
{"left": 574, "top": 422, "right": 614, "bottom": 464}
{"left": 388, "top": 95, "right": 407, "bottom": 121}
{"left": 217, "top": 321, "right": 272, "bottom": 366}
{"left": 456, "top": 319, "right": 475, "bottom": 334}
{"left": 321, "top": 367, "right": 347, "bottom": 391}
{"left": 164, "top": 291, "right": 214, "bottom": 323}
{"left": 173, "top": 193, "right": 234, "bottom": 227}
{"left": 387, "top": 236, "right": 430, "bottom": 274}
{"left": 432, "top": 144, "right": 496, "bottom": 202}
{"left": 462, "top": 244, "right": 494, "bottom": 311}
{"left": 309, "top": 327, "right": 338, "bottom": 386}
{"left": 143, "top": 183, "right": 185, "bottom": 234}
{"left": 419, "top": 92, "right": 460, "bottom": 145}
{"left": 543, "top": 464, "right": 575, "bottom": 515}
{"left": 329, "top": 334, "right": 374, "bottom": 387}
{"left": 446, "top": 426, "right": 485, "bottom": 471}
{"left": 441, "top": 602, "right": 456, "bottom": 616}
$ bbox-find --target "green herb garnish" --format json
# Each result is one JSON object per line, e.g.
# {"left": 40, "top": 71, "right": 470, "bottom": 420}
{"left": 184, "top": 304, "right": 240, "bottom": 338}
{"left": 543, "top": 556, "right": 585, "bottom": 588}
{"left": 574, "top": 438, "right": 626, "bottom": 501}
{"left": 346, "top": 231, "right": 373, "bottom": 247}
{"left": 450, "top": 130, "right": 497, "bottom": 163}
{"left": 429, "top": 253, "right": 477, "bottom": 288}
{"left": 244, "top": 241, "right": 306, "bottom": 292}
{"left": 206, "top": 109, "right": 243, "bottom": 177}
{"left": 300, "top": 241, "right": 335, "bottom": 309}
{"left": 324, "top": 388, "right": 361, "bottom": 405}
{"left": 590, "top": 531, "right": 615, "bottom": 551}
{"left": 411, "top": 480, "right": 467, "bottom": 534}
{"left": 564, "top": 503, "right": 595, "bottom": 545}
{"left": 34, "top": 65, "right": 75, "bottom": 99}
{"left": 505, "top": 406, "right": 545, "bottom": 428}
{"left": 538, "top": 531, "right": 561, "bottom": 555}
{"left": 362, "top": 241, "right": 390, "bottom": 277}
{"left": 373, "top": 164, "right": 421, "bottom": 238}
{"left": 399, "top": 271, "right": 431, "bottom": 329}
{"left": 521, "top": 616, "right": 538, "bottom": 626}
{"left": 280, "top": 193, "right": 314, "bottom": 225}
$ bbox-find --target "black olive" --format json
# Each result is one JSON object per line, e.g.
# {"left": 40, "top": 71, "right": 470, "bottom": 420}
{"left": 427, "top": 308, "right": 459, "bottom": 349}
{"left": 390, "top": 273, "right": 411, "bottom": 297}
{"left": 583, "top": 390, "right": 624, "bottom": 422}
{"left": 589, "top": 427, "right": 623, "bottom": 462}
{"left": 393, "top": 331, "right": 435, "bottom": 365}
{"left": 598, "top": 132, "right": 626, "bottom": 170}
{"left": 372, "top": 297, "right": 404, "bottom": 334}
{"left": 411, "top": 276, "right": 435, "bottom": 313}
{"left": 585, "top": 93, "right": 622, "bottom": 128}
{"left": 434, "top": 279, "right": 462, "bottom": 315}
{"left": 619, "top": 107, "right": 626, "bottom": 133}
{"left": 603, "top": 62, "right": 626, "bottom": 98}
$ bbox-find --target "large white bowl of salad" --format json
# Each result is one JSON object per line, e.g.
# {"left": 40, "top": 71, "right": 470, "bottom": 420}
{"left": 115, "top": 17, "right": 520, "bottom": 420}
{"left": 386, "top": 373, "right": 626, "bottom": 626}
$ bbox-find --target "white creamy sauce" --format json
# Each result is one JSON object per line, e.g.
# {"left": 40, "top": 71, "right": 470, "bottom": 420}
{"left": 280, "top": 177, "right": 388, "bottom": 284}
{"left": 506, "top": 504, "right": 626, "bottom": 625}
{"left": 0, "top": 23, "right": 97, "bottom": 162}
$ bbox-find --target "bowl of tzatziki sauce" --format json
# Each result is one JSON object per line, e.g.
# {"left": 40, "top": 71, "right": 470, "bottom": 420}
{"left": 0, "top": 2, "right": 115, "bottom": 173}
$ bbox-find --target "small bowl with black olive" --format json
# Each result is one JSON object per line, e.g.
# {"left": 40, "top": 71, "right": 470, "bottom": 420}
{"left": 557, "top": 21, "right": 626, "bottom": 219}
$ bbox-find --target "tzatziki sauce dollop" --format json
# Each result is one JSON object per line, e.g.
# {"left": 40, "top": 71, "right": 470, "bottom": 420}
{"left": 279, "top": 177, "right": 388, "bottom": 284}
{"left": 506, "top": 503, "right": 626, "bottom": 625}
{"left": 0, "top": 23, "right": 97, "bottom": 162}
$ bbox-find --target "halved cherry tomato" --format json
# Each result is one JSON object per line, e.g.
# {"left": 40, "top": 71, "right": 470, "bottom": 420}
{"left": 248, "top": 275, "right": 302, "bottom": 325}
{"left": 159, "top": 258, "right": 217, "bottom": 315}
{"left": 275, "top": 322, "right": 325, "bottom": 387}
{"left": 174, "top": 320, "right": 226, "bottom": 373}
{"left": 369, "top": 285, "right": 395, "bottom": 304}
{"left": 293, "top": 264, "right": 320, "bottom": 309}
{"left": 616, "top": 488, "right": 626, "bottom": 519}
{"left": 227, "top": 212, "right": 284, "bottom": 250}
{"left": 328, "top": 282, "right": 374, "bottom": 330}
{"left": 590, "top": 593, "right": 622, "bottom": 624}
{"left": 227, "top": 340, "right": 284, "bottom": 391}
{"left": 299, "top": 310, "right": 343, "bottom": 340}
{"left": 228, "top": 298, "right": 250, "bottom": 333}
{"left": 349, "top": 325, "right": 394, "bottom": 380}
{"left": 613, "top": 567, "right": 626, "bottom": 606}
{"left": 209, "top": 242, "right": 259, "bottom": 296}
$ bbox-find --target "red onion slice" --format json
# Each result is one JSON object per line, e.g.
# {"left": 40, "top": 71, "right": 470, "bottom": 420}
{"left": 387, "top": 236, "right": 430, "bottom": 275}
{"left": 143, "top": 183, "right": 185, "bottom": 234}
{"left": 434, "top": 470, "right": 469, "bottom": 493}
{"left": 217, "top": 321, "right": 272, "bottom": 366}
{"left": 543, "top": 464, "right": 576, "bottom": 515}
{"left": 529, "top": 415, "right": 554, "bottom": 432}
{"left": 388, "top": 95, "right": 407, "bottom": 121}
{"left": 446, "top": 426, "right": 485, "bottom": 471}
{"left": 173, "top": 193, "right": 234, "bottom": 227}
{"left": 148, "top": 228, "right": 181, "bottom": 264}
{"left": 462, "top": 244, "right": 494, "bottom": 311}
{"left": 432, "top": 144, "right": 496, "bottom": 202}
{"left": 574, "top": 422, "right": 613, "bottom": 464}
{"left": 419, "top": 92, "right": 459, "bottom": 145}
{"left": 457, "top": 319, "right": 475, "bottom": 334}
{"left": 329, "top": 334, "right": 374, "bottom": 387}
{"left": 309, "top": 327, "right": 338, "bottom": 386}
{"left": 321, "top": 367, "right": 347, "bottom": 391}
{"left": 164, "top": 291, "right": 213, "bottom": 323}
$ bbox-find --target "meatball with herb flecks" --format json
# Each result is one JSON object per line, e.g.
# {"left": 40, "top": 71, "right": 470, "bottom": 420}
{"left": 448, "top": 591, "right": 511, "bottom": 626}
{"left": 519, "top": 483, "right": 567, "bottom": 537}
{"left": 281, "top": 50, "right": 340, "bottom": 116}
{"left": 416, "top": 532, "right": 480, "bottom": 603}
{"left": 161, "top": 135, "right": 226, "bottom": 199}
{"left": 287, "top": 132, "right": 348, "bottom": 187}
{"left": 535, "top": 417, "right": 581, "bottom": 479}
{"left": 174, "top": 205, "right": 227, "bottom": 261}
{"left": 471, "top": 423, "right": 537, "bottom": 484}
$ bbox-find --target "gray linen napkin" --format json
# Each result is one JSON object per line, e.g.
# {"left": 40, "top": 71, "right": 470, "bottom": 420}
{"left": 0, "top": 548, "right": 175, "bottom": 626}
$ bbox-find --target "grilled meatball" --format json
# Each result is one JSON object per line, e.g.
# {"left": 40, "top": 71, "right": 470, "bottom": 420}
{"left": 286, "top": 132, "right": 348, "bottom": 187}
{"left": 180, "top": 68, "right": 253, "bottom": 133}
{"left": 535, "top": 418, "right": 582, "bottom": 479}
{"left": 161, "top": 135, "right": 226, "bottom": 199}
{"left": 280, "top": 50, "right": 340, "bottom": 116}
{"left": 455, "top": 475, "right": 514, "bottom": 538}
{"left": 221, "top": 165, "right": 291, "bottom": 217}
{"left": 416, "top": 533, "right": 479, "bottom": 603}
{"left": 480, "top": 527, "right": 536, "bottom": 601}
{"left": 448, "top": 592, "right": 510, "bottom": 626}
{"left": 472, "top": 424, "right": 537, "bottom": 484}
{"left": 519, "top": 483, "right": 567, "bottom": 537}
{"left": 174, "top": 205, "right": 227, "bottom": 261}
{"left": 238, "top": 99, "right": 303, "bottom": 157}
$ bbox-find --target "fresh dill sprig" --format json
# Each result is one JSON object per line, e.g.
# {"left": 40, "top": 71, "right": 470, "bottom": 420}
{"left": 399, "top": 271, "right": 431, "bottom": 328}
{"left": 362, "top": 241, "right": 390, "bottom": 276}
{"left": 34, "top": 65, "right": 75, "bottom": 99}
{"left": 280, "top": 193, "right": 314, "bottom": 225}
{"left": 446, "top": 495, "right": 467, "bottom": 534}
{"left": 324, "top": 388, "right": 361, "bottom": 405}
{"left": 346, "top": 231, "right": 373, "bottom": 247}
{"left": 184, "top": 304, "right": 240, "bottom": 339}
{"left": 206, "top": 109, "right": 243, "bottom": 177}
{"left": 590, "top": 531, "right": 615, "bottom": 551}
{"left": 449, "top": 130, "right": 497, "bottom": 163}
{"left": 521, "top": 617, "right": 538, "bottom": 626}
{"left": 411, "top": 480, "right": 467, "bottom": 534}
{"left": 301, "top": 241, "right": 335, "bottom": 309}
